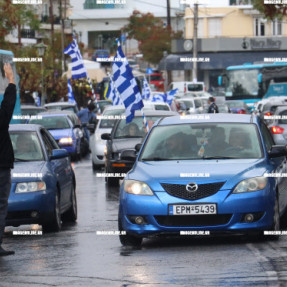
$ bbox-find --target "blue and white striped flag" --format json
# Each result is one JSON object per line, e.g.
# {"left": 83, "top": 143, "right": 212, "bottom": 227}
{"left": 142, "top": 77, "right": 151, "bottom": 100}
{"left": 166, "top": 88, "right": 178, "bottom": 106}
{"left": 105, "top": 80, "right": 123, "bottom": 106}
{"left": 64, "top": 38, "right": 87, "bottom": 79}
{"left": 151, "top": 93, "right": 167, "bottom": 103}
{"left": 112, "top": 40, "right": 144, "bottom": 123}
{"left": 67, "top": 79, "right": 76, "bottom": 104}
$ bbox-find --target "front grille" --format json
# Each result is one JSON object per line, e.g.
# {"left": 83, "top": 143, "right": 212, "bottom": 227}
{"left": 161, "top": 182, "right": 225, "bottom": 200}
{"left": 155, "top": 214, "right": 232, "bottom": 227}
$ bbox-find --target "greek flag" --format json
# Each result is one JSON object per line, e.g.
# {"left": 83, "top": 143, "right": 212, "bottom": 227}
{"left": 68, "top": 79, "right": 76, "bottom": 103}
{"left": 112, "top": 40, "right": 144, "bottom": 123}
{"left": 151, "top": 93, "right": 167, "bottom": 103}
{"left": 105, "top": 80, "right": 122, "bottom": 106}
{"left": 166, "top": 88, "right": 178, "bottom": 105}
{"left": 64, "top": 38, "right": 87, "bottom": 79}
{"left": 142, "top": 77, "right": 151, "bottom": 100}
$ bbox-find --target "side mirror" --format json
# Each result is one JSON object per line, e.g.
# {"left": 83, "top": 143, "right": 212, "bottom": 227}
{"left": 135, "top": 143, "right": 142, "bottom": 152}
{"left": 121, "top": 149, "right": 137, "bottom": 162}
{"left": 101, "top": 133, "right": 111, "bottom": 140}
{"left": 74, "top": 124, "right": 81, "bottom": 129}
{"left": 218, "top": 76, "right": 222, "bottom": 86}
{"left": 50, "top": 149, "right": 69, "bottom": 160}
{"left": 87, "top": 123, "right": 96, "bottom": 134}
{"left": 268, "top": 145, "right": 287, "bottom": 158}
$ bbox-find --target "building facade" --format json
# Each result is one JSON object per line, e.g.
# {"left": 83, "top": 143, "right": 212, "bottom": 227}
{"left": 162, "top": 2, "right": 287, "bottom": 90}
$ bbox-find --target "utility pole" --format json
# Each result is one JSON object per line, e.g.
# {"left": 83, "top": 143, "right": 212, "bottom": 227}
{"left": 192, "top": 2, "right": 198, "bottom": 82}
{"left": 59, "top": 0, "right": 65, "bottom": 74}
{"left": 166, "top": 0, "right": 172, "bottom": 90}
{"left": 167, "top": 0, "right": 171, "bottom": 28}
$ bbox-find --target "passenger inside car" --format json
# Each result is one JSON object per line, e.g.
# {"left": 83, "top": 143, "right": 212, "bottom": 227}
{"left": 14, "top": 133, "right": 43, "bottom": 160}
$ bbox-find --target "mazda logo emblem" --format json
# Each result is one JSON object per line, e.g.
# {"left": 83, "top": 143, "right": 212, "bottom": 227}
{"left": 186, "top": 183, "right": 198, "bottom": 192}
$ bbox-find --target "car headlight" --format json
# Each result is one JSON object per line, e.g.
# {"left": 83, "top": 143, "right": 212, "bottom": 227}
{"left": 59, "top": 137, "right": 73, "bottom": 144}
{"left": 16, "top": 182, "right": 46, "bottom": 193}
{"left": 233, "top": 177, "right": 267, "bottom": 193}
{"left": 124, "top": 180, "right": 153, "bottom": 195}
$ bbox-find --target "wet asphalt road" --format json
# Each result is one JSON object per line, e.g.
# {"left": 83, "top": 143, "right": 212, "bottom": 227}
{"left": 1, "top": 157, "right": 287, "bottom": 287}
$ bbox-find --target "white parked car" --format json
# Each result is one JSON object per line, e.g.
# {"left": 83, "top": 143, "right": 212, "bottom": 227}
{"left": 90, "top": 105, "right": 125, "bottom": 170}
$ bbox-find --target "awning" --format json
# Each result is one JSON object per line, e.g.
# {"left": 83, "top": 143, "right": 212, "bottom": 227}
{"left": 158, "top": 51, "right": 287, "bottom": 71}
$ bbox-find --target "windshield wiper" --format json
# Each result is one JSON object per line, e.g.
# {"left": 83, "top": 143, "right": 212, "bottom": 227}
{"left": 141, "top": 157, "right": 172, "bottom": 161}
{"left": 201, "top": 156, "right": 238, "bottom": 160}
{"left": 14, "top": 158, "right": 30, "bottom": 162}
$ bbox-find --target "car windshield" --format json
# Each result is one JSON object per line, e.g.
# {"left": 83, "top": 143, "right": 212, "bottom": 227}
{"left": 114, "top": 116, "right": 164, "bottom": 138}
{"left": 21, "top": 108, "right": 45, "bottom": 115}
{"left": 187, "top": 84, "right": 203, "bottom": 92}
{"left": 10, "top": 132, "right": 44, "bottom": 161}
{"left": 99, "top": 109, "right": 125, "bottom": 128}
{"left": 140, "top": 123, "right": 263, "bottom": 161}
{"left": 29, "top": 116, "right": 70, "bottom": 130}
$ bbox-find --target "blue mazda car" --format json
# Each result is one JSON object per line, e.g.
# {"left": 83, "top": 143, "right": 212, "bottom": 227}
{"left": 118, "top": 114, "right": 287, "bottom": 246}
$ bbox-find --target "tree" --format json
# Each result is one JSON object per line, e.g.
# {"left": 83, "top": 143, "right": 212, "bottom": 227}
{"left": 0, "top": 0, "right": 40, "bottom": 46}
{"left": 252, "top": 0, "right": 287, "bottom": 19}
{"left": 123, "top": 10, "right": 182, "bottom": 64}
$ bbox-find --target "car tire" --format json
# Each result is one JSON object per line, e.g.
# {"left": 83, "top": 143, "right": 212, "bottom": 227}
{"left": 92, "top": 162, "right": 101, "bottom": 171}
{"left": 118, "top": 215, "right": 142, "bottom": 247}
{"left": 62, "top": 185, "right": 77, "bottom": 222}
{"left": 42, "top": 191, "right": 62, "bottom": 232}
{"left": 269, "top": 194, "right": 280, "bottom": 241}
{"left": 107, "top": 176, "right": 119, "bottom": 187}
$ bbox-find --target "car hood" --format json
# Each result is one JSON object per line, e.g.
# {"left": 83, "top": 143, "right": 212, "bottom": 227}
{"left": 112, "top": 138, "right": 143, "bottom": 152}
{"left": 129, "top": 159, "right": 270, "bottom": 191}
{"left": 12, "top": 161, "right": 46, "bottom": 182}
{"left": 48, "top": 129, "right": 72, "bottom": 140}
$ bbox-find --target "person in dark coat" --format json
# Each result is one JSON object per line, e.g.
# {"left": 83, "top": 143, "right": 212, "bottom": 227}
{"left": 207, "top": 96, "right": 219, "bottom": 113}
{"left": 0, "top": 63, "right": 16, "bottom": 256}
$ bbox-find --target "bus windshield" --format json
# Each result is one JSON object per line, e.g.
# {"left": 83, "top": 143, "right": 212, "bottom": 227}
{"left": 0, "top": 50, "right": 21, "bottom": 124}
{"left": 225, "top": 69, "right": 260, "bottom": 99}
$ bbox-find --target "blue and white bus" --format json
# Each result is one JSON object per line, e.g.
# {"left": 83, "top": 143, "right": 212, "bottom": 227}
{"left": 0, "top": 49, "right": 21, "bottom": 124}
{"left": 218, "top": 62, "right": 287, "bottom": 108}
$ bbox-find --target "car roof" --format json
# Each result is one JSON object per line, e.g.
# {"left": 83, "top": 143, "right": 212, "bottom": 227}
{"left": 9, "top": 124, "right": 43, "bottom": 132}
{"left": 133, "top": 110, "right": 177, "bottom": 116}
{"left": 36, "top": 111, "right": 75, "bottom": 117}
{"left": 274, "top": 106, "right": 287, "bottom": 113}
{"left": 21, "top": 105, "right": 46, "bottom": 110}
{"left": 157, "top": 114, "right": 255, "bottom": 126}
{"left": 45, "top": 102, "right": 77, "bottom": 107}
{"left": 104, "top": 105, "right": 125, "bottom": 111}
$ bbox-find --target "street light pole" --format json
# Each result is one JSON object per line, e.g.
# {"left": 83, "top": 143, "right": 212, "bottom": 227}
{"left": 35, "top": 42, "right": 47, "bottom": 106}
{"left": 193, "top": 2, "right": 198, "bottom": 83}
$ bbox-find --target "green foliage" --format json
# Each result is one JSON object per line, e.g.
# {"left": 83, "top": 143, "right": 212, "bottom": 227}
{"left": 251, "top": 0, "right": 287, "bottom": 19}
{"left": 123, "top": 10, "right": 182, "bottom": 65}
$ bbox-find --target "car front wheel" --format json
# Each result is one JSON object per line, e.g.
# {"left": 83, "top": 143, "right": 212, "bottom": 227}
{"left": 118, "top": 215, "right": 142, "bottom": 247}
{"left": 42, "top": 192, "right": 62, "bottom": 232}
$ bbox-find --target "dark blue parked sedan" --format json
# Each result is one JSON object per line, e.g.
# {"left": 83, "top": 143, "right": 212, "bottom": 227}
{"left": 29, "top": 111, "right": 83, "bottom": 161}
{"left": 118, "top": 114, "right": 287, "bottom": 246}
{"left": 7, "top": 124, "right": 77, "bottom": 232}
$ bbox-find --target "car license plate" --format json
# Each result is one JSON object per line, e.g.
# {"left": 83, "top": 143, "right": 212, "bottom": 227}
{"left": 169, "top": 204, "right": 217, "bottom": 215}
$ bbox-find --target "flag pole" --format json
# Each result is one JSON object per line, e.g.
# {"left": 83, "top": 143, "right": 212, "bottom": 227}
{"left": 72, "top": 33, "right": 100, "bottom": 113}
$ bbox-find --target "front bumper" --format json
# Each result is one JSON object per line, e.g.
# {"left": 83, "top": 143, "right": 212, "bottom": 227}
{"left": 119, "top": 187, "right": 275, "bottom": 236}
{"left": 7, "top": 186, "right": 55, "bottom": 226}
